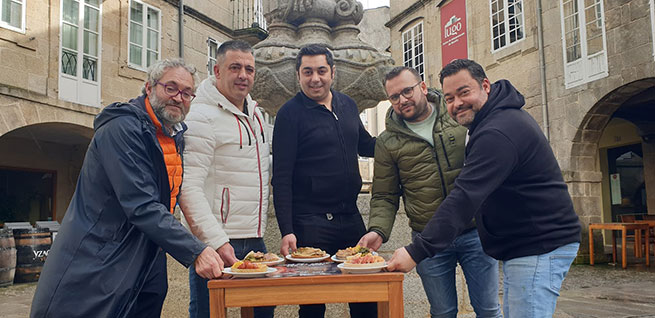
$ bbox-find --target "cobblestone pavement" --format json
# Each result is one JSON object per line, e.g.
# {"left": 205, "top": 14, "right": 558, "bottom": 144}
{"left": 2, "top": 261, "right": 655, "bottom": 317}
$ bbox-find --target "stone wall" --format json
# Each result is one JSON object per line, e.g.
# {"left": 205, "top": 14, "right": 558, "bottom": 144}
{"left": 387, "top": 0, "right": 655, "bottom": 262}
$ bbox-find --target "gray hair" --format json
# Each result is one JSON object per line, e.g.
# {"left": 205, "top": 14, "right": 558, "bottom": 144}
{"left": 141, "top": 58, "right": 200, "bottom": 95}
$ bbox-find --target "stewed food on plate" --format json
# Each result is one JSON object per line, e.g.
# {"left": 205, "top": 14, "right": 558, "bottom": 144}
{"left": 291, "top": 247, "right": 327, "bottom": 258}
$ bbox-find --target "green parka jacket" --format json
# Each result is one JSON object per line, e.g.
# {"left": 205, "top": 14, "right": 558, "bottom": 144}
{"left": 368, "top": 88, "right": 470, "bottom": 242}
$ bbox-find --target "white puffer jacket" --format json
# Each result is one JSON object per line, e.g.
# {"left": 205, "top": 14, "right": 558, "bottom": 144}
{"left": 179, "top": 77, "right": 270, "bottom": 250}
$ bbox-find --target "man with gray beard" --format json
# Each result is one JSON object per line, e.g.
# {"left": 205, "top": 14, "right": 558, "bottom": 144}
{"left": 31, "top": 58, "right": 224, "bottom": 318}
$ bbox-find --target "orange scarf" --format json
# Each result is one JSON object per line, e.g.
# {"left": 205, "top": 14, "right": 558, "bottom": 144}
{"left": 144, "top": 97, "right": 183, "bottom": 214}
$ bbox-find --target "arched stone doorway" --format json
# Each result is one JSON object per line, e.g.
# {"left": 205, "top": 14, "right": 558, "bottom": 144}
{"left": 570, "top": 78, "right": 655, "bottom": 262}
{"left": 0, "top": 122, "right": 94, "bottom": 224}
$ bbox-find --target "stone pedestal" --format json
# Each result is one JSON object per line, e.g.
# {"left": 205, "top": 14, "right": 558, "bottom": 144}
{"left": 252, "top": 0, "right": 394, "bottom": 114}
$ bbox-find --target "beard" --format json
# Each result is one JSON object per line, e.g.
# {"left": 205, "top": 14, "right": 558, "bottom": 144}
{"left": 150, "top": 92, "right": 186, "bottom": 127}
{"left": 396, "top": 99, "right": 430, "bottom": 123}
{"left": 453, "top": 109, "right": 476, "bottom": 128}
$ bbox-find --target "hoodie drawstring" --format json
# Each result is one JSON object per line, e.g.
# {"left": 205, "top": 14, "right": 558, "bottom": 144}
{"left": 234, "top": 115, "right": 243, "bottom": 149}
{"left": 234, "top": 114, "right": 252, "bottom": 147}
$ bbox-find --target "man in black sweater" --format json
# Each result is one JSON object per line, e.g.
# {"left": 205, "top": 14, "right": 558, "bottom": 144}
{"left": 271, "top": 44, "right": 376, "bottom": 318}
{"left": 388, "top": 59, "right": 581, "bottom": 318}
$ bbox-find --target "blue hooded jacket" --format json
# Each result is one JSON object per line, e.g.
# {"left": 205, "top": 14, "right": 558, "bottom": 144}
{"left": 30, "top": 95, "right": 207, "bottom": 318}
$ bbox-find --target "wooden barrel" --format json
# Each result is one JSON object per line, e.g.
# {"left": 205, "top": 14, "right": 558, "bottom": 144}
{"left": 14, "top": 228, "right": 51, "bottom": 283}
{"left": 0, "top": 229, "right": 17, "bottom": 287}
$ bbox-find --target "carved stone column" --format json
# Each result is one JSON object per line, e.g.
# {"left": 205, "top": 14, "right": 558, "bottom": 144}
{"left": 252, "top": 0, "right": 394, "bottom": 114}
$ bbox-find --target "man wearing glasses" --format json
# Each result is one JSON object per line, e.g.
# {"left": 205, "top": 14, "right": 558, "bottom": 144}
{"left": 178, "top": 40, "right": 274, "bottom": 318}
{"left": 31, "top": 58, "right": 224, "bottom": 318}
{"left": 358, "top": 66, "right": 501, "bottom": 318}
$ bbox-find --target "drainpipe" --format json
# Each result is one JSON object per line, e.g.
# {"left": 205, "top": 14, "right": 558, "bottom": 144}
{"left": 178, "top": 0, "right": 184, "bottom": 58}
{"left": 536, "top": 0, "right": 550, "bottom": 140}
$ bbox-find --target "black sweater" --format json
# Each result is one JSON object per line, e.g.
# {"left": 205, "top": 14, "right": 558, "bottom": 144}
{"left": 406, "top": 80, "right": 581, "bottom": 261}
{"left": 272, "top": 90, "right": 376, "bottom": 237}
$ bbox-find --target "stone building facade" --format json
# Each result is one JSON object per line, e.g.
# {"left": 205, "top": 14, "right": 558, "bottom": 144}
{"left": 384, "top": 0, "right": 655, "bottom": 262}
{"left": 0, "top": 0, "right": 266, "bottom": 225}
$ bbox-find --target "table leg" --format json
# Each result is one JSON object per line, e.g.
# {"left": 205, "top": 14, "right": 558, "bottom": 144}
{"left": 387, "top": 280, "right": 404, "bottom": 318}
{"left": 377, "top": 301, "right": 389, "bottom": 318}
{"left": 240, "top": 307, "right": 254, "bottom": 318}
{"left": 612, "top": 230, "right": 617, "bottom": 264}
{"left": 634, "top": 230, "right": 642, "bottom": 258}
{"left": 589, "top": 227, "right": 595, "bottom": 266}
{"left": 621, "top": 229, "right": 627, "bottom": 269}
{"left": 646, "top": 228, "right": 650, "bottom": 266}
{"left": 209, "top": 288, "right": 227, "bottom": 318}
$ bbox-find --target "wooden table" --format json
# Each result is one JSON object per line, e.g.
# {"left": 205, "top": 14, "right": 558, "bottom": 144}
{"left": 208, "top": 272, "right": 404, "bottom": 318}
{"left": 635, "top": 220, "right": 655, "bottom": 255}
{"left": 588, "top": 222, "right": 650, "bottom": 269}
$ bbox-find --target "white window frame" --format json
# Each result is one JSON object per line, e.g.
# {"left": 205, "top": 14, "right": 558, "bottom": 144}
{"left": 0, "top": 0, "right": 25, "bottom": 33}
{"left": 489, "top": 0, "right": 525, "bottom": 52}
{"left": 650, "top": 0, "right": 655, "bottom": 60}
{"left": 128, "top": 0, "right": 161, "bottom": 71}
{"left": 402, "top": 22, "right": 425, "bottom": 80}
{"left": 207, "top": 38, "right": 220, "bottom": 76}
{"left": 559, "top": 0, "right": 608, "bottom": 89}
{"left": 58, "top": 0, "right": 102, "bottom": 107}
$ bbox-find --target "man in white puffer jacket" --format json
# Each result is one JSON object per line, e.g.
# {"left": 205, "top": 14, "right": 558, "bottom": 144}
{"left": 179, "top": 40, "right": 273, "bottom": 318}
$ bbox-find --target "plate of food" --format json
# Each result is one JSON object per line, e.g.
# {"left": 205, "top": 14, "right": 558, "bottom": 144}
{"left": 285, "top": 247, "right": 330, "bottom": 263}
{"left": 338, "top": 253, "right": 387, "bottom": 274}
{"left": 222, "top": 260, "right": 277, "bottom": 278}
{"left": 332, "top": 245, "right": 376, "bottom": 263}
{"left": 243, "top": 250, "right": 285, "bottom": 266}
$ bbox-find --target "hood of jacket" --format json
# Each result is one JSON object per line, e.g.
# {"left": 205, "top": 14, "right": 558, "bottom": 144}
{"left": 194, "top": 77, "right": 257, "bottom": 117}
{"left": 384, "top": 87, "right": 450, "bottom": 136}
{"left": 469, "top": 79, "right": 525, "bottom": 134}
{"left": 94, "top": 95, "right": 151, "bottom": 131}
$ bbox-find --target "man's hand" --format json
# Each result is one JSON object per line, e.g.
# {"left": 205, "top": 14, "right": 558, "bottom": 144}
{"left": 280, "top": 234, "right": 297, "bottom": 256}
{"left": 357, "top": 232, "right": 383, "bottom": 251}
{"left": 194, "top": 247, "right": 224, "bottom": 279}
{"left": 386, "top": 247, "right": 417, "bottom": 273}
{"left": 216, "top": 243, "right": 239, "bottom": 266}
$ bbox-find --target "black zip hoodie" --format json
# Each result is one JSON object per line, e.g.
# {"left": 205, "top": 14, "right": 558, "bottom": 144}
{"left": 406, "top": 80, "right": 581, "bottom": 262}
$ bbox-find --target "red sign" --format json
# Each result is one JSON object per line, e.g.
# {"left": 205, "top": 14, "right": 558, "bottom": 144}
{"left": 441, "top": 0, "right": 468, "bottom": 67}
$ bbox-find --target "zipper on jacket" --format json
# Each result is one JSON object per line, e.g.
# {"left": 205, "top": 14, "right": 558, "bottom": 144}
{"left": 438, "top": 133, "right": 452, "bottom": 168}
{"left": 245, "top": 119, "right": 264, "bottom": 237}
{"left": 322, "top": 104, "right": 349, "bottom": 179}
{"left": 331, "top": 110, "right": 339, "bottom": 121}
{"left": 432, "top": 148, "right": 449, "bottom": 197}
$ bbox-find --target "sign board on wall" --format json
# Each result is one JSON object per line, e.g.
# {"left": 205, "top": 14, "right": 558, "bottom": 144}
{"left": 610, "top": 173, "right": 622, "bottom": 205}
{"left": 441, "top": 0, "right": 468, "bottom": 67}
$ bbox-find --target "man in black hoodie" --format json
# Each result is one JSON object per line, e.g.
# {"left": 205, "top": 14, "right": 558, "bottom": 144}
{"left": 387, "top": 59, "right": 581, "bottom": 318}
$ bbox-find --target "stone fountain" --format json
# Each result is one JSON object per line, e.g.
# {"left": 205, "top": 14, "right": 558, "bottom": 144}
{"left": 252, "top": 0, "right": 394, "bottom": 114}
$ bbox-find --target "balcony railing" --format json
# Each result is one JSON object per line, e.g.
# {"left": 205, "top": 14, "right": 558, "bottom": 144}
{"left": 233, "top": 0, "right": 267, "bottom": 30}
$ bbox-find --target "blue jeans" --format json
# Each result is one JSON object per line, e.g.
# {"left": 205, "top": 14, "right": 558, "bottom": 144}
{"left": 502, "top": 242, "right": 579, "bottom": 318}
{"left": 189, "top": 238, "right": 274, "bottom": 318}
{"left": 412, "top": 230, "right": 501, "bottom": 318}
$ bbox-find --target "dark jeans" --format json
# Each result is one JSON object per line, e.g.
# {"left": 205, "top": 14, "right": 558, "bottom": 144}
{"left": 294, "top": 213, "right": 378, "bottom": 318}
{"left": 189, "top": 238, "right": 274, "bottom": 318}
{"left": 128, "top": 251, "right": 168, "bottom": 318}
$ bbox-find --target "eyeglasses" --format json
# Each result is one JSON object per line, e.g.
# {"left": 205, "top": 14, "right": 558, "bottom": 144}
{"left": 388, "top": 82, "right": 421, "bottom": 104}
{"left": 155, "top": 81, "right": 196, "bottom": 102}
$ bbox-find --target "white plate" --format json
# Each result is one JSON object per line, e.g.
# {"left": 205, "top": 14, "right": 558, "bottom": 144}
{"left": 331, "top": 251, "right": 378, "bottom": 263}
{"left": 285, "top": 254, "right": 331, "bottom": 263}
{"left": 222, "top": 267, "right": 277, "bottom": 278}
{"left": 253, "top": 257, "right": 285, "bottom": 266}
{"left": 337, "top": 262, "right": 387, "bottom": 274}
{"left": 331, "top": 255, "right": 346, "bottom": 263}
